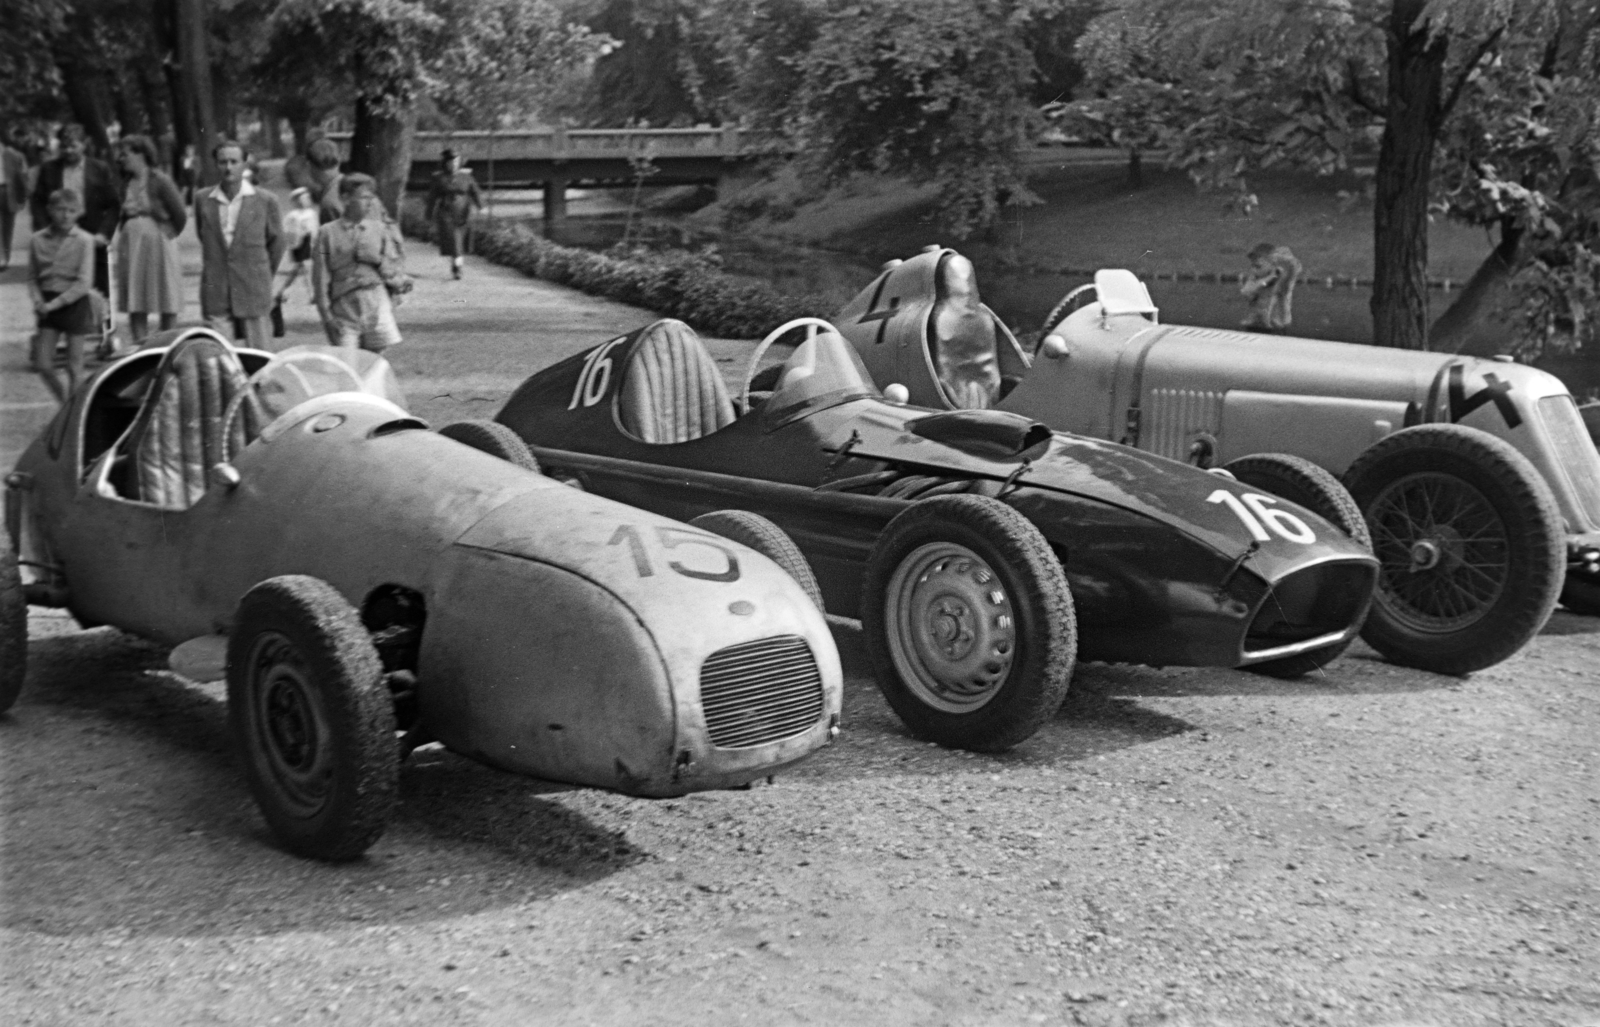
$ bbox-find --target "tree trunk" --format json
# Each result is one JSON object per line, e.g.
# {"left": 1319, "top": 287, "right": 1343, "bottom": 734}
{"left": 113, "top": 66, "right": 148, "bottom": 136}
{"left": 1126, "top": 147, "right": 1142, "bottom": 189}
{"left": 349, "top": 96, "right": 415, "bottom": 218}
{"left": 264, "top": 110, "right": 286, "bottom": 158}
{"left": 212, "top": 65, "right": 236, "bottom": 141}
{"left": 59, "top": 63, "right": 112, "bottom": 151}
{"left": 1369, "top": 0, "right": 1447, "bottom": 349}
{"left": 138, "top": 60, "right": 173, "bottom": 149}
{"left": 174, "top": 0, "right": 218, "bottom": 182}
{"left": 1429, "top": 218, "right": 1522, "bottom": 355}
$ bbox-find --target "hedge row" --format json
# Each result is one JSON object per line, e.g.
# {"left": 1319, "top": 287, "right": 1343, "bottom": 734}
{"left": 400, "top": 204, "right": 824, "bottom": 338}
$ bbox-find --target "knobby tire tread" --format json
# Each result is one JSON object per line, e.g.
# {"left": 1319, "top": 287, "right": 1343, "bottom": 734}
{"left": 689, "top": 510, "right": 824, "bottom": 611}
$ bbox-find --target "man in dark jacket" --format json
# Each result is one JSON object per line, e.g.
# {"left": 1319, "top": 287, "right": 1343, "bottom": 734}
{"left": 29, "top": 124, "right": 120, "bottom": 292}
{"left": 195, "top": 140, "right": 285, "bottom": 348}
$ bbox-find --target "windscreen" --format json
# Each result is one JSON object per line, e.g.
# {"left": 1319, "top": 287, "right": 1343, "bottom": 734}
{"left": 248, "top": 345, "right": 408, "bottom": 422}
{"left": 761, "top": 330, "right": 880, "bottom": 430}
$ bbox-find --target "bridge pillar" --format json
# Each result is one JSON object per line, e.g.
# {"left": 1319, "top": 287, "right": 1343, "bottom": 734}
{"left": 543, "top": 177, "right": 568, "bottom": 224}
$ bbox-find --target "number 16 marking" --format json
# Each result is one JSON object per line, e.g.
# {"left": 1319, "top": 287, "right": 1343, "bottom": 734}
{"left": 1206, "top": 490, "right": 1316, "bottom": 544}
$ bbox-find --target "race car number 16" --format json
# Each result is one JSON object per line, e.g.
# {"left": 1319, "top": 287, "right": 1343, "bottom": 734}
{"left": 569, "top": 338, "right": 628, "bottom": 410}
{"left": 1206, "top": 490, "right": 1316, "bottom": 544}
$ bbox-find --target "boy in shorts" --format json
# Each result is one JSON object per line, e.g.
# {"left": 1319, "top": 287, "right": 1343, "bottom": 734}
{"left": 313, "top": 173, "right": 409, "bottom": 352}
{"left": 27, "top": 188, "right": 96, "bottom": 402}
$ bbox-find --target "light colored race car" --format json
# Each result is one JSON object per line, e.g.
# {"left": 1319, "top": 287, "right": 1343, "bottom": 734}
{"left": 834, "top": 247, "right": 1600, "bottom": 675}
{"left": 1, "top": 330, "right": 843, "bottom": 860}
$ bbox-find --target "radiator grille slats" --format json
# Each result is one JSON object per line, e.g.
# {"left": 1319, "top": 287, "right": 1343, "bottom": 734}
{"left": 700, "top": 635, "right": 824, "bottom": 748}
{"left": 1146, "top": 388, "right": 1224, "bottom": 462}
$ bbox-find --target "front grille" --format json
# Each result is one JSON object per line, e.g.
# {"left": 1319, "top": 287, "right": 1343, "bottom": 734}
{"left": 1245, "top": 561, "right": 1375, "bottom": 652}
{"left": 700, "top": 635, "right": 824, "bottom": 748}
{"left": 1538, "top": 395, "right": 1600, "bottom": 531}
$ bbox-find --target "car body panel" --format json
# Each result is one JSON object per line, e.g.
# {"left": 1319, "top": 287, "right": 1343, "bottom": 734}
{"left": 8, "top": 333, "right": 843, "bottom": 798}
{"left": 497, "top": 322, "right": 1378, "bottom": 671}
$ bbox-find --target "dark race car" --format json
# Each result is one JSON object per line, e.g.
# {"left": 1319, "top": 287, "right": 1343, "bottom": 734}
{"left": 495, "top": 316, "right": 1379, "bottom": 751}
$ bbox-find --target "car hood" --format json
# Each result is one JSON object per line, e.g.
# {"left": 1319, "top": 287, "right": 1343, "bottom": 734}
{"left": 831, "top": 404, "right": 1370, "bottom": 573}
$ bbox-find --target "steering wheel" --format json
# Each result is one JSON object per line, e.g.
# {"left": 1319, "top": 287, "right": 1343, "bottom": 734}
{"left": 740, "top": 317, "right": 839, "bottom": 414}
{"left": 1036, "top": 283, "right": 1098, "bottom": 348}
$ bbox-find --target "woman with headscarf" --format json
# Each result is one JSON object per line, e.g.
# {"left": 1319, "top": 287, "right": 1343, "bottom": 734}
{"left": 113, "top": 134, "right": 186, "bottom": 342}
{"left": 425, "top": 148, "right": 482, "bottom": 279}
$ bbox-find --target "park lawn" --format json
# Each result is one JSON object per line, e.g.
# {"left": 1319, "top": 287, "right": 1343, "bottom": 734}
{"left": 738, "top": 159, "right": 1496, "bottom": 284}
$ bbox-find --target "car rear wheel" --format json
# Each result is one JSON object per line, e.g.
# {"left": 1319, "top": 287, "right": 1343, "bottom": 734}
{"left": 690, "top": 510, "right": 824, "bottom": 611}
{"left": 1, "top": 533, "right": 26, "bottom": 715}
{"left": 862, "top": 495, "right": 1076, "bottom": 751}
{"left": 1343, "top": 424, "right": 1564, "bottom": 675}
{"left": 1223, "top": 453, "right": 1370, "bottom": 678}
{"left": 228, "top": 575, "right": 398, "bottom": 861}
{"left": 438, "top": 419, "right": 540, "bottom": 472}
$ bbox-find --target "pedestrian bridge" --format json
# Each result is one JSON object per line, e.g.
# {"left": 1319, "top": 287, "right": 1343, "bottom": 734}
{"left": 330, "top": 128, "right": 787, "bottom": 221}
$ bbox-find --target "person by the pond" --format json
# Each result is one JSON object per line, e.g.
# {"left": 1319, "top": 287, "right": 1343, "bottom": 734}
{"left": 113, "top": 134, "right": 186, "bottom": 344}
{"left": 314, "top": 173, "right": 409, "bottom": 353}
{"left": 1240, "top": 243, "right": 1301, "bottom": 332}
{"left": 195, "top": 139, "right": 285, "bottom": 350}
{"left": 27, "top": 188, "right": 96, "bottom": 403}
{"left": 425, "top": 148, "right": 482, "bottom": 280}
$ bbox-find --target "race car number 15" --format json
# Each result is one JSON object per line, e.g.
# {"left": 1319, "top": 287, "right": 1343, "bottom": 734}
{"left": 1206, "top": 490, "right": 1316, "bottom": 544}
{"left": 569, "top": 337, "right": 628, "bottom": 410}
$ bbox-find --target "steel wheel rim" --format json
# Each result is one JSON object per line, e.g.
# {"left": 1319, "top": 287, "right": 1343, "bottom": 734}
{"left": 884, "top": 542, "right": 1017, "bottom": 713}
{"left": 248, "top": 631, "right": 334, "bottom": 818}
{"left": 1366, "top": 471, "right": 1508, "bottom": 632}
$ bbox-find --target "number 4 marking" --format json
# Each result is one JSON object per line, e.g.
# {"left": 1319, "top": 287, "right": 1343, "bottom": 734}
{"left": 1206, "top": 490, "right": 1316, "bottom": 544}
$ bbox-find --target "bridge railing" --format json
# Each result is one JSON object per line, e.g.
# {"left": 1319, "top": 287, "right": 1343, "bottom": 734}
{"left": 327, "top": 127, "right": 788, "bottom": 162}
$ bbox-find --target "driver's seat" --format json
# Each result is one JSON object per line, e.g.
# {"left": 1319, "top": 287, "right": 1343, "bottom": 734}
{"left": 617, "top": 319, "right": 736, "bottom": 444}
{"left": 122, "top": 333, "right": 262, "bottom": 508}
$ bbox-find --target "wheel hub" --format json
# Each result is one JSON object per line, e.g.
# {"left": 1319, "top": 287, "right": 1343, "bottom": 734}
{"left": 1367, "top": 471, "right": 1507, "bottom": 632}
{"left": 885, "top": 544, "right": 1017, "bottom": 713}
{"left": 248, "top": 632, "right": 333, "bottom": 817}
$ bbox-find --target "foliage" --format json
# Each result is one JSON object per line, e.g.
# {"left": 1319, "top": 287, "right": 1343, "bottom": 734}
{"left": 430, "top": 0, "right": 611, "bottom": 129}
{"left": 787, "top": 0, "right": 1050, "bottom": 237}
{"left": 400, "top": 203, "right": 823, "bottom": 336}
{"left": 262, "top": 0, "right": 446, "bottom": 114}
{"left": 0, "top": 0, "right": 71, "bottom": 123}
{"left": 1058, "top": 0, "right": 1600, "bottom": 355}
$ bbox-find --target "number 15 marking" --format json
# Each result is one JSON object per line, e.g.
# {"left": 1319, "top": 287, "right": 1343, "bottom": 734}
{"left": 1206, "top": 490, "right": 1316, "bottom": 544}
{"left": 608, "top": 524, "right": 741, "bottom": 582}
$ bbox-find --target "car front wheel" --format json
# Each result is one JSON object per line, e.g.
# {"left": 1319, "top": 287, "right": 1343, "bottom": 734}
{"left": 228, "top": 575, "right": 398, "bottom": 860}
{"left": 862, "top": 495, "right": 1076, "bottom": 751}
{"left": 439, "top": 419, "right": 541, "bottom": 472}
{"left": 690, "top": 510, "right": 824, "bottom": 611}
{"left": 1343, "top": 424, "right": 1565, "bottom": 675}
{"left": 1, "top": 533, "right": 26, "bottom": 715}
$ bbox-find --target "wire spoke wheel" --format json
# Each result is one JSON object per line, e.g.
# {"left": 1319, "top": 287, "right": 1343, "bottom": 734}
{"left": 1367, "top": 471, "right": 1507, "bottom": 632}
{"left": 884, "top": 542, "right": 1017, "bottom": 712}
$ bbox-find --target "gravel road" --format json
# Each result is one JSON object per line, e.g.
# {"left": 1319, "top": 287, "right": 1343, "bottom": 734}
{"left": 2, "top": 204, "right": 1598, "bottom": 1027}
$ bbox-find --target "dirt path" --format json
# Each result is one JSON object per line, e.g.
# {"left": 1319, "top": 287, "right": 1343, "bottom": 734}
{"left": 3, "top": 194, "right": 1598, "bottom": 1027}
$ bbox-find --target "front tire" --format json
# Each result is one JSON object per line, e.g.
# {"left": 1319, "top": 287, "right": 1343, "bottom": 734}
{"left": 228, "top": 576, "right": 398, "bottom": 860}
{"left": 861, "top": 495, "right": 1076, "bottom": 751}
{"left": 1224, "top": 453, "right": 1369, "bottom": 678}
{"left": 1343, "top": 424, "right": 1564, "bottom": 675}
{"left": 438, "top": 419, "right": 540, "bottom": 472}
{"left": 690, "top": 510, "right": 824, "bottom": 610}
{"left": 1, "top": 534, "right": 26, "bottom": 715}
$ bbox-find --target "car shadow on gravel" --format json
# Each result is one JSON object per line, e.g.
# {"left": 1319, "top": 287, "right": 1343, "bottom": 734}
{"left": 1540, "top": 609, "right": 1600, "bottom": 636}
{"left": 3, "top": 627, "right": 644, "bottom": 940}
{"left": 1078, "top": 645, "right": 1471, "bottom": 700}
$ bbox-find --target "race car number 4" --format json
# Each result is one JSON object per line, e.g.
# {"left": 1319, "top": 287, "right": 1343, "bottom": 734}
{"left": 1206, "top": 490, "right": 1316, "bottom": 544}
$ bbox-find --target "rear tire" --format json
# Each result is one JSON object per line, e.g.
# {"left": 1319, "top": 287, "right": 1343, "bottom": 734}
{"left": 438, "top": 419, "right": 540, "bottom": 472}
{"left": 1343, "top": 424, "right": 1564, "bottom": 675}
{"left": 861, "top": 495, "right": 1076, "bottom": 751}
{"left": 1, "top": 534, "right": 26, "bottom": 715}
{"left": 1224, "top": 453, "right": 1369, "bottom": 678}
{"left": 690, "top": 510, "right": 824, "bottom": 611}
{"left": 228, "top": 576, "right": 398, "bottom": 860}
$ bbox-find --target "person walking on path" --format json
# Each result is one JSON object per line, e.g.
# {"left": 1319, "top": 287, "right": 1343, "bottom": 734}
{"left": 112, "top": 134, "right": 186, "bottom": 344}
{"left": 29, "top": 125, "right": 121, "bottom": 297}
{"left": 195, "top": 140, "right": 285, "bottom": 350}
{"left": 1240, "top": 243, "right": 1301, "bottom": 332}
{"left": 27, "top": 189, "right": 97, "bottom": 403}
{"left": 0, "top": 133, "right": 28, "bottom": 270}
{"left": 425, "top": 148, "right": 482, "bottom": 280}
{"left": 314, "top": 173, "right": 409, "bottom": 353}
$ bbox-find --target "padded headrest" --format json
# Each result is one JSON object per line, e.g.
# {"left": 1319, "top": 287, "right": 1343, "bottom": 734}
{"left": 618, "top": 319, "right": 736, "bottom": 444}
{"left": 125, "top": 335, "right": 262, "bottom": 508}
{"left": 930, "top": 253, "right": 1002, "bottom": 410}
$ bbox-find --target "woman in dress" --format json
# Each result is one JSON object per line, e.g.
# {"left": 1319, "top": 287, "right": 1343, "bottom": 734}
{"left": 114, "top": 134, "right": 186, "bottom": 343}
{"left": 425, "top": 148, "right": 482, "bottom": 279}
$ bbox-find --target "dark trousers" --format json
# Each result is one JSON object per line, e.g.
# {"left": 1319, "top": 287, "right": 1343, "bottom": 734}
{"left": 0, "top": 198, "right": 15, "bottom": 267}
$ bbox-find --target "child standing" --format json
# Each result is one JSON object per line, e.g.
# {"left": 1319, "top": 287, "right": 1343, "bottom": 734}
{"left": 271, "top": 187, "right": 322, "bottom": 337}
{"left": 28, "top": 188, "right": 97, "bottom": 403}
{"left": 313, "top": 173, "right": 410, "bottom": 353}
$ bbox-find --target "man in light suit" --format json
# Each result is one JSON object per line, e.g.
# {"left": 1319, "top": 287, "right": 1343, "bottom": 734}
{"left": 0, "top": 133, "right": 29, "bottom": 269}
{"left": 195, "top": 140, "right": 284, "bottom": 348}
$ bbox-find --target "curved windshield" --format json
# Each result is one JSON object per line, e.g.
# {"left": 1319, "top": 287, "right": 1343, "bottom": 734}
{"left": 760, "top": 330, "right": 880, "bottom": 430}
{"left": 248, "top": 345, "right": 408, "bottom": 422}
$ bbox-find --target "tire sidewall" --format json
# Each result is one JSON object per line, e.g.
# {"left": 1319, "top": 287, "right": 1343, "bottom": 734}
{"left": 1, "top": 534, "right": 26, "bottom": 715}
{"left": 439, "top": 419, "right": 540, "bottom": 472}
{"left": 689, "top": 509, "right": 824, "bottom": 611}
{"left": 227, "top": 576, "right": 397, "bottom": 860}
{"left": 862, "top": 496, "right": 1075, "bottom": 751}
